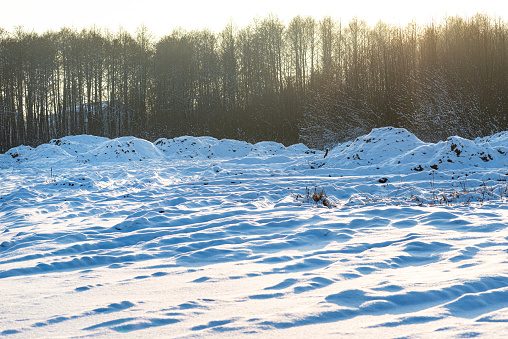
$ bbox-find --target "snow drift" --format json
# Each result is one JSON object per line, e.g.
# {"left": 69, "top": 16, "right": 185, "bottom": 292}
{"left": 1, "top": 128, "right": 508, "bottom": 338}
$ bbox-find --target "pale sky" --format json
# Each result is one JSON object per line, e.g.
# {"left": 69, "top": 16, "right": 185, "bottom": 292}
{"left": 3, "top": 0, "right": 508, "bottom": 36}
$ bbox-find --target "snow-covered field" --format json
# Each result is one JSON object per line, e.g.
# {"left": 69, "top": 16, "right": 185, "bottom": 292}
{"left": 1, "top": 127, "right": 508, "bottom": 338}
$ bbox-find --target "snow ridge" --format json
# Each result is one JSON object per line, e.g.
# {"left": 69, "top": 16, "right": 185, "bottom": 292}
{"left": 2, "top": 127, "right": 506, "bottom": 172}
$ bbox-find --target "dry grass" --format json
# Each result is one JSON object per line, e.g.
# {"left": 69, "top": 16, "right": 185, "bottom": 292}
{"left": 293, "top": 186, "right": 336, "bottom": 208}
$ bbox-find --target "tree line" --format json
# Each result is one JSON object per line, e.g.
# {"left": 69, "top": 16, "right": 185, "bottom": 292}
{"left": 1, "top": 14, "right": 507, "bottom": 153}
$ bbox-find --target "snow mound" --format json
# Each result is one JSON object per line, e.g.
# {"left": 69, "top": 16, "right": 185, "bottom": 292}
{"left": 154, "top": 136, "right": 218, "bottom": 159}
{"left": 208, "top": 139, "right": 253, "bottom": 158}
{"left": 49, "top": 135, "right": 110, "bottom": 154}
{"left": 1, "top": 145, "right": 34, "bottom": 167}
{"left": 156, "top": 137, "right": 268, "bottom": 159}
{"left": 3, "top": 128, "right": 507, "bottom": 171}
{"left": 30, "top": 144, "right": 74, "bottom": 161}
{"left": 321, "top": 127, "right": 425, "bottom": 169}
{"left": 475, "top": 131, "right": 508, "bottom": 157}
{"left": 250, "top": 141, "right": 287, "bottom": 156}
{"left": 318, "top": 127, "right": 508, "bottom": 172}
{"left": 2, "top": 135, "right": 313, "bottom": 166}
{"left": 79, "top": 137, "right": 166, "bottom": 163}
{"left": 155, "top": 136, "right": 267, "bottom": 159}
{"left": 249, "top": 141, "right": 318, "bottom": 158}
{"left": 389, "top": 136, "right": 504, "bottom": 172}
{"left": 1, "top": 136, "right": 109, "bottom": 167}
{"left": 475, "top": 130, "right": 508, "bottom": 148}
{"left": 1, "top": 144, "right": 75, "bottom": 167}
{"left": 287, "top": 142, "right": 318, "bottom": 154}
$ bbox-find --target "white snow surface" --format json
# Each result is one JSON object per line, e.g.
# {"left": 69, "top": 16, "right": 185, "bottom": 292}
{"left": 1, "top": 127, "right": 508, "bottom": 338}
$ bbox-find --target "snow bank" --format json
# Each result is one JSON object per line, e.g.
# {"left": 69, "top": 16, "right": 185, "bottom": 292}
{"left": 2, "top": 128, "right": 507, "bottom": 173}
{"left": 3, "top": 135, "right": 315, "bottom": 168}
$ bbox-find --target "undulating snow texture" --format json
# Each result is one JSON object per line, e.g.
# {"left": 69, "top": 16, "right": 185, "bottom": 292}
{"left": 1, "top": 127, "right": 508, "bottom": 338}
